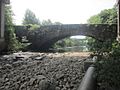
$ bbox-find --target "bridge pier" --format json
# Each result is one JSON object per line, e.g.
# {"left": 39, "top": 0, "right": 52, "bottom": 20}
{"left": 0, "top": 0, "right": 10, "bottom": 51}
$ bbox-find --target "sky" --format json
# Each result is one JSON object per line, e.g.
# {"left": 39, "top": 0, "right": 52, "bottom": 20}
{"left": 10, "top": 0, "right": 116, "bottom": 25}
{"left": 10, "top": 0, "right": 116, "bottom": 39}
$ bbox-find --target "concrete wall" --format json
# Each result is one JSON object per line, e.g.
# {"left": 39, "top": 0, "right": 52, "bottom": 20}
{"left": 0, "top": 0, "right": 10, "bottom": 52}
{"left": 0, "top": 38, "right": 5, "bottom": 52}
{"left": 0, "top": 0, "right": 5, "bottom": 52}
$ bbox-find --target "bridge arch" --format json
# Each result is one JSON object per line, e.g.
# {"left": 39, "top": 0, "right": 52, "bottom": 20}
{"left": 24, "top": 24, "right": 117, "bottom": 51}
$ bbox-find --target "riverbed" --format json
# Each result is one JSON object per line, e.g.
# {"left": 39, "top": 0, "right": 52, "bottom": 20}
{"left": 0, "top": 52, "right": 90, "bottom": 90}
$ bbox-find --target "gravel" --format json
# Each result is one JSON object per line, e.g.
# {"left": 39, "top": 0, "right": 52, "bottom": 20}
{"left": 0, "top": 52, "right": 88, "bottom": 90}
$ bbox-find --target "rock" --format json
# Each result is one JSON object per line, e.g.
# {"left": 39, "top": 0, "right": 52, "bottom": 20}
{"left": 29, "top": 78, "right": 36, "bottom": 85}
{"left": 17, "top": 55, "right": 27, "bottom": 58}
{"left": 14, "top": 83, "right": 20, "bottom": 89}
{"left": 5, "top": 78, "right": 9, "bottom": 82}
{"left": 56, "top": 74, "right": 64, "bottom": 79}
{"left": 19, "top": 82, "right": 27, "bottom": 90}
{"left": 34, "top": 56, "right": 45, "bottom": 60}
{"left": 0, "top": 52, "right": 86, "bottom": 90}
{"left": 3, "top": 64, "right": 12, "bottom": 69}
{"left": 12, "top": 61, "right": 24, "bottom": 67}
{"left": 0, "top": 66, "right": 2, "bottom": 69}
{"left": 13, "top": 75, "right": 21, "bottom": 82}
{"left": 56, "top": 87, "right": 60, "bottom": 90}
{"left": 39, "top": 80, "right": 55, "bottom": 90}
{"left": 92, "top": 56, "right": 97, "bottom": 62}
{"left": 36, "top": 75, "right": 46, "bottom": 80}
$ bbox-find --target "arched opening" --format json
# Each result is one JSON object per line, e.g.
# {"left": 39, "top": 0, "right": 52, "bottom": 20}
{"left": 49, "top": 35, "right": 96, "bottom": 52}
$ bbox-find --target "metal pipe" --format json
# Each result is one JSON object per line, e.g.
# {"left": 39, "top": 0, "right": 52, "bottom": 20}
{"left": 78, "top": 66, "right": 96, "bottom": 90}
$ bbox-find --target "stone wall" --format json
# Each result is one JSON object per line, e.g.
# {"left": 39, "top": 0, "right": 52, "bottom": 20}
{"left": 14, "top": 24, "right": 117, "bottom": 51}
{"left": 24, "top": 24, "right": 117, "bottom": 51}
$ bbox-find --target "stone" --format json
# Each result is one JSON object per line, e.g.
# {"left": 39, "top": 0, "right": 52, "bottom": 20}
{"left": 3, "top": 64, "right": 12, "bottom": 69}
{"left": 56, "top": 74, "right": 64, "bottom": 79}
{"left": 15, "top": 55, "right": 26, "bottom": 59}
{"left": 29, "top": 78, "right": 36, "bottom": 85}
{"left": 35, "top": 75, "right": 46, "bottom": 83}
{"left": 34, "top": 56, "right": 44, "bottom": 60}
{"left": 14, "top": 83, "right": 20, "bottom": 89}
{"left": 56, "top": 87, "right": 60, "bottom": 90}
{"left": 92, "top": 56, "right": 97, "bottom": 62}
{"left": 39, "top": 80, "right": 47, "bottom": 89}
{"left": 12, "top": 61, "right": 24, "bottom": 67}
{"left": 5, "top": 78, "right": 9, "bottom": 82}
{"left": 0, "top": 52, "right": 87, "bottom": 90}
{"left": 20, "top": 82, "right": 27, "bottom": 90}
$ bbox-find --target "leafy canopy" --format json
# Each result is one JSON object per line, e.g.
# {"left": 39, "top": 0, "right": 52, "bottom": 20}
{"left": 23, "top": 9, "right": 40, "bottom": 25}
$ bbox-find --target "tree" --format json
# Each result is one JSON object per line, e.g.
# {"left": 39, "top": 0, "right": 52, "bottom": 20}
{"left": 42, "top": 19, "right": 53, "bottom": 26}
{"left": 54, "top": 22, "right": 62, "bottom": 25}
{"left": 23, "top": 9, "right": 40, "bottom": 25}
{"left": 87, "top": 7, "right": 117, "bottom": 52}
{"left": 42, "top": 19, "right": 62, "bottom": 26}
{"left": 87, "top": 7, "right": 120, "bottom": 90}
{"left": 88, "top": 8, "right": 117, "bottom": 24}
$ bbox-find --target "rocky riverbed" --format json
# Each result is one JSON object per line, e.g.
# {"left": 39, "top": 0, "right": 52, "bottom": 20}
{"left": 0, "top": 52, "right": 90, "bottom": 90}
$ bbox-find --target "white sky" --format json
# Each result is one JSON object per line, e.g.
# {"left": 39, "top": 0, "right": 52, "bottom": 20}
{"left": 10, "top": 0, "right": 116, "bottom": 25}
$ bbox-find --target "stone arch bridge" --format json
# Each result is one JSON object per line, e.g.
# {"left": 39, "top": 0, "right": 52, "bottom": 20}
{"left": 15, "top": 24, "right": 117, "bottom": 51}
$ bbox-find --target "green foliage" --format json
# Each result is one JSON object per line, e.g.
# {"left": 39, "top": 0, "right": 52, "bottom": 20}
{"left": 95, "top": 42, "right": 120, "bottom": 90}
{"left": 26, "top": 24, "right": 40, "bottom": 31}
{"left": 5, "top": 5, "right": 22, "bottom": 52}
{"left": 41, "top": 19, "right": 62, "bottom": 26}
{"left": 87, "top": 8, "right": 117, "bottom": 54}
{"left": 87, "top": 7, "right": 117, "bottom": 53}
{"left": 52, "top": 38, "right": 88, "bottom": 52}
{"left": 87, "top": 7, "right": 120, "bottom": 90}
{"left": 23, "top": 9, "right": 40, "bottom": 25}
{"left": 87, "top": 15, "right": 102, "bottom": 24}
{"left": 54, "top": 22, "right": 62, "bottom": 25}
{"left": 88, "top": 7, "right": 117, "bottom": 24}
{"left": 99, "top": 8, "right": 117, "bottom": 24}
{"left": 42, "top": 19, "right": 53, "bottom": 26}
{"left": 53, "top": 38, "right": 74, "bottom": 48}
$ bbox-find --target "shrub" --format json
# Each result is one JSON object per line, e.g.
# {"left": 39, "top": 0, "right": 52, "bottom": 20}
{"left": 95, "top": 42, "right": 120, "bottom": 90}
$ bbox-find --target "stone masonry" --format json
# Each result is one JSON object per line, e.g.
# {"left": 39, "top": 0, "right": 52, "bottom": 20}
{"left": 15, "top": 24, "right": 117, "bottom": 51}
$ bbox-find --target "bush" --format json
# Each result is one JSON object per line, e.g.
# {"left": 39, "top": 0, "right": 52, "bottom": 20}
{"left": 26, "top": 24, "right": 40, "bottom": 31}
{"left": 95, "top": 42, "right": 120, "bottom": 90}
